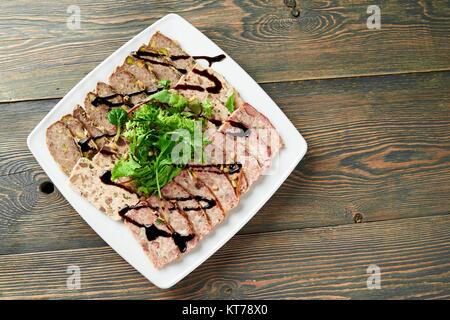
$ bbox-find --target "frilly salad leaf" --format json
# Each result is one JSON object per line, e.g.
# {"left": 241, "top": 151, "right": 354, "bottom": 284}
{"left": 226, "top": 91, "right": 235, "bottom": 113}
{"left": 109, "top": 89, "right": 210, "bottom": 197}
{"left": 107, "top": 108, "right": 128, "bottom": 140}
{"left": 202, "top": 99, "right": 213, "bottom": 118}
{"left": 157, "top": 79, "right": 171, "bottom": 89}
{"left": 148, "top": 89, "right": 189, "bottom": 114}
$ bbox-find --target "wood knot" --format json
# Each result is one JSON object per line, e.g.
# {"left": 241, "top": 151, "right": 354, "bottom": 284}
{"left": 39, "top": 181, "right": 54, "bottom": 194}
{"left": 284, "top": 0, "right": 301, "bottom": 18}
{"left": 207, "top": 280, "right": 239, "bottom": 299}
{"left": 223, "top": 286, "right": 233, "bottom": 295}
{"left": 353, "top": 213, "right": 363, "bottom": 223}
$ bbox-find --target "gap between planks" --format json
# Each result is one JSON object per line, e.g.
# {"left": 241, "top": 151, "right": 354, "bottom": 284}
{"left": 1, "top": 213, "right": 449, "bottom": 259}
{"left": 2, "top": 68, "right": 450, "bottom": 105}
{"left": 1, "top": 164, "right": 449, "bottom": 238}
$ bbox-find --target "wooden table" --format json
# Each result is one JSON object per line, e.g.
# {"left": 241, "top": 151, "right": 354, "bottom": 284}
{"left": 0, "top": 0, "right": 449, "bottom": 300}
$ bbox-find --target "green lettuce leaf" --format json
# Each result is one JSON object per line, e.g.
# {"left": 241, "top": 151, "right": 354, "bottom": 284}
{"left": 226, "top": 91, "right": 235, "bottom": 113}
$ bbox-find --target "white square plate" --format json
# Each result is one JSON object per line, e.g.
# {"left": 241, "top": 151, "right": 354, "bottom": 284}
{"left": 27, "top": 14, "right": 307, "bottom": 289}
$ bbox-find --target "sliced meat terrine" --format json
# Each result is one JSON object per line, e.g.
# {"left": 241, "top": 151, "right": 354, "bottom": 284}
{"left": 46, "top": 121, "right": 81, "bottom": 175}
{"left": 69, "top": 157, "right": 139, "bottom": 220}
{"left": 174, "top": 170, "right": 225, "bottom": 227}
{"left": 161, "top": 182, "right": 212, "bottom": 238}
{"left": 121, "top": 206, "right": 181, "bottom": 268}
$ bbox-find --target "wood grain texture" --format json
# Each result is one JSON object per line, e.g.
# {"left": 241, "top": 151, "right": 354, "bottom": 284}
{"left": 0, "top": 71, "right": 449, "bottom": 256}
{"left": 1, "top": 0, "right": 450, "bottom": 102}
{"left": 0, "top": 215, "right": 448, "bottom": 299}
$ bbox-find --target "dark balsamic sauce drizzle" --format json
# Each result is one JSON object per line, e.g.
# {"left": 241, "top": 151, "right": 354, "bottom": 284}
{"left": 133, "top": 50, "right": 226, "bottom": 68}
{"left": 99, "top": 170, "right": 135, "bottom": 193}
{"left": 92, "top": 87, "right": 164, "bottom": 109}
{"left": 172, "top": 233, "right": 195, "bottom": 253}
{"left": 194, "top": 196, "right": 216, "bottom": 210}
{"left": 98, "top": 149, "right": 116, "bottom": 156}
{"left": 118, "top": 204, "right": 158, "bottom": 216}
{"left": 132, "top": 51, "right": 187, "bottom": 74}
{"left": 171, "top": 54, "right": 226, "bottom": 67}
{"left": 133, "top": 51, "right": 165, "bottom": 59}
{"left": 189, "top": 163, "right": 243, "bottom": 174}
{"left": 92, "top": 93, "right": 124, "bottom": 108}
{"left": 92, "top": 52, "right": 226, "bottom": 110}
{"left": 120, "top": 214, "right": 145, "bottom": 229}
{"left": 127, "top": 88, "right": 161, "bottom": 97}
{"left": 195, "top": 54, "right": 226, "bottom": 66}
{"left": 118, "top": 205, "right": 194, "bottom": 253}
{"left": 145, "top": 224, "right": 171, "bottom": 241}
{"left": 208, "top": 118, "right": 223, "bottom": 127}
{"left": 174, "top": 68, "right": 223, "bottom": 94}
{"left": 133, "top": 50, "right": 225, "bottom": 92}
{"left": 170, "top": 196, "right": 217, "bottom": 211}
{"left": 78, "top": 133, "right": 115, "bottom": 152}
{"left": 118, "top": 195, "right": 217, "bottom": 216}
{"left": 78, "top": 139, "right": 93, "bottom": 153}
{"left": 225, "top": 120, "right": 251, "bottom": 137}
{"left": 173, "top": 83, "right": 204, "bottom": 92}
{"left": 226, "top": 163, "right": 242, "bottom": 174}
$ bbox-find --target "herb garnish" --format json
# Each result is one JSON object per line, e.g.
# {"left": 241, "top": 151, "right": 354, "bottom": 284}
{"left": 158, "top": 79, "right": 171, "bottom": 89}
{"left": 226, "top": 91, "right": 235, "bottom": 113}
{"left": 109, "top": 90, "right": 209, "bottom": 197}
{"left": 202, "top": 99, "right": 213, "bottom": 118}
{"left": 107, "top": 108, "right": 128, "bottom": 140}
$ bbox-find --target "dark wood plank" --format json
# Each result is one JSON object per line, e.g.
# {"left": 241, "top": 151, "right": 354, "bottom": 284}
{"left": 1, "top": 0, "right": 450, "bottom": 102}
{"left": 0, "top": 71, "right": 449, "bottom": 255}
{"left": 0, "top": 215, "right": 448, "bottom": 299}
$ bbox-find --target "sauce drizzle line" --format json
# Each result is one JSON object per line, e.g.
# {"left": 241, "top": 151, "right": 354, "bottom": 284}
{"left": 118, "top": 205, "right": 194, "bottom": 252}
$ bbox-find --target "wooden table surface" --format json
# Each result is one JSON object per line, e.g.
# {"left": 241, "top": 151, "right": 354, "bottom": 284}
{"left": 1, "top": 0, "right": 449, "bottom": 300}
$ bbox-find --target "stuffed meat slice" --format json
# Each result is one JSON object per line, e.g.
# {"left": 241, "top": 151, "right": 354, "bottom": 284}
{"left": 120, "top": 206, "right": 181, "bottom": 268}
{"left": 96, "top": 81, "right": 124, "bottom": 105}
{"left": 84, "top": 92, "right": 116, "bottom": 135}
{"left": 220, "top": 103, "right": 283, "bottom": 171}
{"left": 174, "top": 170, "right": 225, "bottom": 227}
{"left": 146, "top": 196, "right": 198, "bottom": 252}
{"left": 174, "top": 64, "right": 239, "bottom": 123}
{"left": 161, "top": 182, "right": 211, "bottom": 238}
{"left": 210, "top": 131, "right": 262, "bottom": 194}
{"left": 83, "top": 82, "right": 122, "bottom": 136}
{"left": 108, "top": 67, "right": 148, "bottom": 106}
{"left": 148, "top": 31, "right": 196, "bottom": 72}
{"left": 200, "top": 130, "right": 250, "bottom": 194}
{"left": 129, "top": 31, "right": 196, "bottom": 86}
{"left": 60, "top": 114, "right": 98, "bottom": 158}
{"left": 233, "top": 139, "right": 262, "bottom": 193}
{"left": 132, "top": 46, "right": 184, "bottom": 86}
{"left": 122, "top": 55, "right": 159, "bottom": 91}
{"left": 188, "top": 167, "right": 239, "bottom": 212}
{"left": 72, "top": 105, "right": 104, "bottom": 137}
{"left": 69, "top": 157, "right": 139, "bottom": 220}
{"left": 61, "top": 114, "right": 88, "bottom": 142}
{"left": 47, "top": 104, "right": 115, "bottom": 175}
{"left": 46, "top": 121, "right": 81, "bottom": 175}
